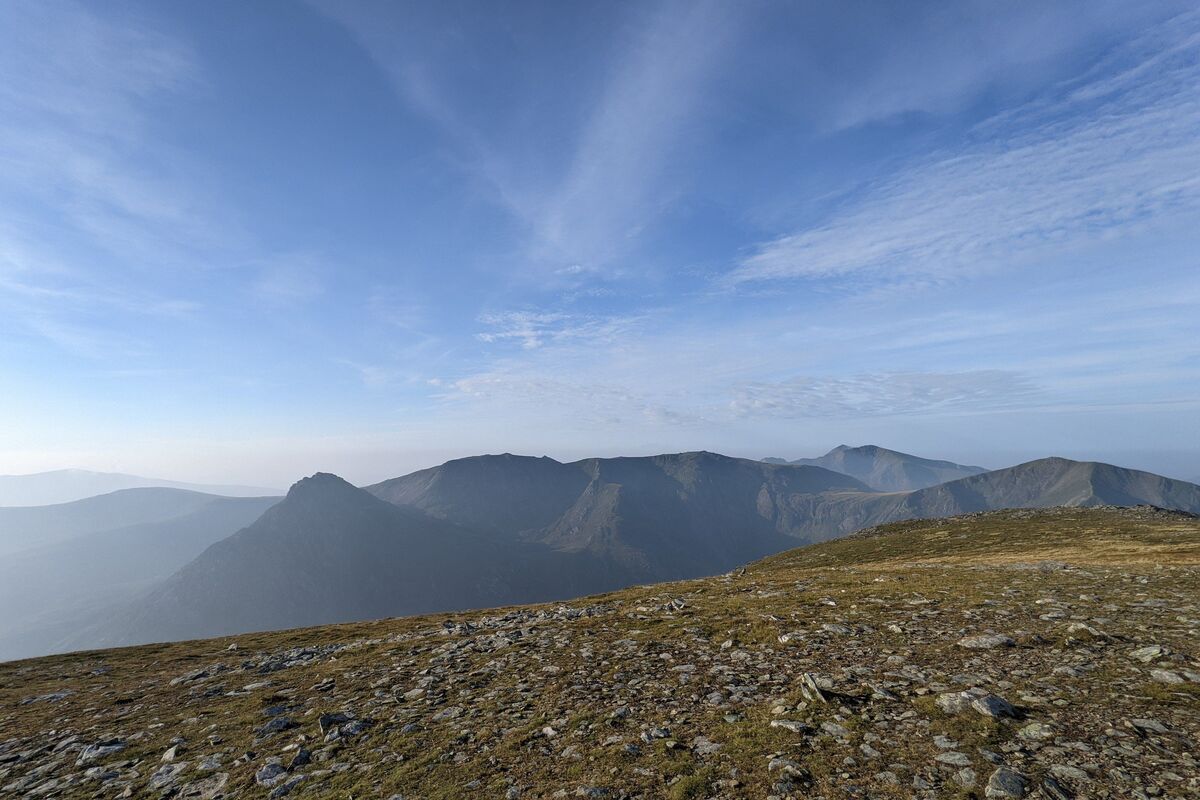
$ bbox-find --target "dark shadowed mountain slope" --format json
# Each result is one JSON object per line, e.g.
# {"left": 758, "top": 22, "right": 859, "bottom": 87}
{"left": 0, "top": 468, "right": 279, "bottom": 507}
{"left": 90, "top": 457, "right": 867, "bottom": 649}
{"left": 0, "top": 495, "right": 279, "bottom": 661}
{"left": 528, "top": 452, "right": 869, "bottom": 580}
{"left": 367, "top": 453, "right": 591, "bottom": 535}
{"left": 0, "top": 488, "right": 280, "bottom": 556}
{"left": 369, "top": 451, "right": 870, "bottom": 577}
{"left": 766, "top": 445, "right": 987, "bottom": 491}
{"left": 369, "top": 452, "right": 865, "bottom": 532}
{"left": 93, "top": 475, "right": 606, "bottom": 649}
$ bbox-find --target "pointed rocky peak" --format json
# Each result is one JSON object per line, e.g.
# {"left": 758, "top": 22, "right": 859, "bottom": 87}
{"left": 279, "top": 474, "right": 379, "bottom": 517}
{"left": 286, "top": 472, "right": 359, "bottom": 500}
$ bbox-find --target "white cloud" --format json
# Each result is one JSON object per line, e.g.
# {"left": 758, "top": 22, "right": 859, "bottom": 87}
{"left": 816, "top": 2, "right": 1168, "bottom": 131}
{"left": 315, "top": 0, "right": 739, "bottom": 273}
{"left": 729, "top": 371, "right": 1040, "bottom": 419}
{"left": 528, "top": 0, "right": 738, "bottom": 267}
{"left": 447, "top": 370, "right": 706, "bottom": 428}
{"left": 728, "top": 11, "right": 1200, "bottom": 286}
{"left": 476, "top": 310, "right": 645, "bottom": 350}
{"left": 0, "top": 2, "right": 219, "bottom": 356}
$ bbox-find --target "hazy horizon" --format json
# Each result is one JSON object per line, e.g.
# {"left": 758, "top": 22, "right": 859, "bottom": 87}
{"left": 2, "top": 1, "right": 1198, "bottom": 488}
{"left": 3, "top": 442, "right": 1200, "bottom": 493}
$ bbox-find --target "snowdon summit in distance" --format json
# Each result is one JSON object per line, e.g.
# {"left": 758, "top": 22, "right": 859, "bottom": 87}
{"left": 1, "top": 2, "right": 1198, "bottom": 797}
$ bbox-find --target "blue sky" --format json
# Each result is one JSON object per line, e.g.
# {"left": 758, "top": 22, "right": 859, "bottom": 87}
{"left": 1, "top": 0, "right": 1198, "bottom": 486}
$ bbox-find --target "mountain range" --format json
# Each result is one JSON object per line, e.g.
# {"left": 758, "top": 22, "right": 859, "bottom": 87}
{"left": 762, "top": 444, "right": 987, "bottom": 490}
{"left": 62, "top": 450, "right": 1200, "bottom": 657}
{"left": 0, "top": 468, "right": 279, "bottom": 507}
{"left": 4, "top": 448, "right": 1199, "bottom": 660}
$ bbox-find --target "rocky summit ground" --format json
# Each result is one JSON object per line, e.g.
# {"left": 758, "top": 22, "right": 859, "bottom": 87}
{"left": 2, "top": 507, "right": 1198, "bottom": 800}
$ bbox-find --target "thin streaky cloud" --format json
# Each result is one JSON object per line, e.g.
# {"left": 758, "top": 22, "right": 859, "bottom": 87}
{"left": 530, "top": 0, "right": 740, "bottom": 268}
{"left": 729, "top": 371, "right": 1041, "bottom": 419}
{"left": 728, "top": 11, "right": 1200, "bottom": 286}
{"left": 316, "top": 0, "right": 739, "bottom": 274}
{"left": 476, "top": 310, "right": 647, "bottom": 351}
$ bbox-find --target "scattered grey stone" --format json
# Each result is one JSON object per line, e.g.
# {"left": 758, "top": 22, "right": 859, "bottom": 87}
{"left": 1018, "top": 722, "right": 1054, "bottom": 741}
{"left": 148, "top": 762, "right": 190, "bottom": 789}
{"left": 176, "top": 773, "right": 229, "bottom": 800}
{"left": 339, "top": 718, "right": 372, "bottom": 737}
{"left": 256, "top": 716, "right": 298, "bottom": 738}
{"left": 76, "top": 740, "right": 125, "bottom": 766}
{"left": 769, "top": 719, "right": 811, "bottom": 734}
{"left": 821, "top": 721, "right": 850, "bottom": 738}
{"left": 985, "top": 767, "right": 1028, "bottom": 798}
{"left": 269, "top": 775, "right": 305, "bottom": 798}
{"left": 640, "top": 726, "right": 670, "bottom": 742}
{"left": 768, "top": 757, "right": 805, "bottom": 776}
{"left": 935, "top": 751, "right": 972, "bottom": 767}
{"left": 19, "top": 691, "right": 73, "bottom": 705}
{"left": 1129, "top": 645, "right": 1168, "bottom": 662}
{"left": 255, "top": 762, "right": 288, "bottom": 787}
{"left": 957, "top": 633, "right": 1014, "bottom": 649}
{"left": 1149, "top": 669, "right": 1184, "bottom": 684}
{"left": 1041, "top": 775, "right": 1074, "bottom": 800}
{"left": 934, "top": 689, "right": 1014, "bottom": 718}
{"left": 318, "top": 712, "right": 352, "bottom": 733}
{"left": 1050, "top": 764, "right": 1088, "bottom": 781}
{"left": 1129, "top": 718, "right": 1170, "bottom": 735}
{"left": 971, "top": 694, "right": 1016, "bottom": 719}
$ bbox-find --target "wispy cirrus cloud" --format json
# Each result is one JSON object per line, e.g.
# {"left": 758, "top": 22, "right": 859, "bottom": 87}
{"left": 0, "top": 1, "right": 214, "bottom": 357}
{"left": 527, "top": 0, "right": 738, "bottom": 268}
{"left": 813, "top": 2, "right": 1169, "bottom": 132}
{"left": 727, "top": 11, "right": 1200, "bottom": 286}
{"left": 476, "top": 310, "right": 646, "bottom": 350}
{"left": 447, "top": 370, "right": 705, "bottom": 428}
{"left": 0, "top": 1, "right": 205, "bottom": 249}
{"left": 314, "top": 0, "right": 738, "bottom": 274}
{"left": 0, "top": 1, "right": 344, "bottom": 362}
{"left": 730, "top": 371, "right": 1040, "bottom": 419}
{"left": 442, "top": 362, "right": 1042, "bottom": 430}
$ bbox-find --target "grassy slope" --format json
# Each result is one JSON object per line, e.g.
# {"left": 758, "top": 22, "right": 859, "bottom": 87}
{"left": 1, "top": 507, "right": 1197, "bottom": 799}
